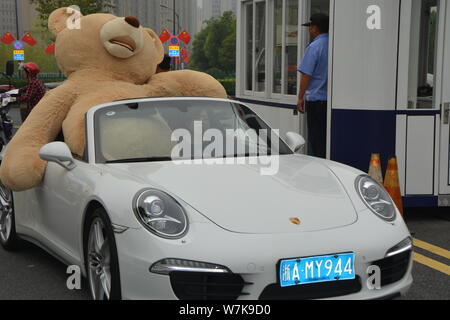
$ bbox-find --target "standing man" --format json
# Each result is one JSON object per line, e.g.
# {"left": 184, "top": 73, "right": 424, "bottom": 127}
{"left": 297, "top": 13, "right": 329, "bottom": 158}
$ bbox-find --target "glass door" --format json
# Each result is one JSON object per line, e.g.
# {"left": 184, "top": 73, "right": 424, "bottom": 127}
{"left": 439, "top": 0, "right": 450, "bottom": 194}
{"left": 407, "top": 0, "right": 440, "bottom": 110}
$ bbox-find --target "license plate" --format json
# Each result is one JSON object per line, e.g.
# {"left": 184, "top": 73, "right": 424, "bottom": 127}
{"left": 279, "top": 253, "right": 355, "bottom": 287}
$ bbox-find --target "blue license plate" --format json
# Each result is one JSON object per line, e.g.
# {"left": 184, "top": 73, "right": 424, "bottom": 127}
{"left": 279, "top": 253, "right": 355, "bottom": 287}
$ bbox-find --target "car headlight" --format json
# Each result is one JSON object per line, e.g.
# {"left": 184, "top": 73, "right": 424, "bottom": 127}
{"left": 133, "top": 189, "right": 188, "bottom": 239}
{"left": 355, "top": 175, "right": 396, "bottom": 221}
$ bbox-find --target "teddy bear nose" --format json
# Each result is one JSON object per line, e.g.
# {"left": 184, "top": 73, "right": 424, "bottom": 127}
{"left": 125, "top": 16, "right": 140, "bottom": 28}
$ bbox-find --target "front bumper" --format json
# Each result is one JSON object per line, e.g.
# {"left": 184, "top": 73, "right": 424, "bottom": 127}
{"left": 114, "top": 209, "right": 412, "bottom": 300}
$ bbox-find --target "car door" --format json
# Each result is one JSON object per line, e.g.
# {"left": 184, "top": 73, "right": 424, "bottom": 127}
{"left": 34, "top": 159, "right": 94, "bottom": 265}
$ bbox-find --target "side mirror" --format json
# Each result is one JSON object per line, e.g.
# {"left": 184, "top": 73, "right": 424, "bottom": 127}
{"left": 286, "top": 132, "right": 306, "bottom": 153}
{"left": 5, "top": 61, "right": 14, "bottom": 77}
{"left": 39, "top": 142, "right": 76, "bottom": 171}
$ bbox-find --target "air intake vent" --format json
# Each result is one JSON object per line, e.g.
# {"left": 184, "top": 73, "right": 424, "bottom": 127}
{"left": 372, "top": 250, "right": 411, "bottom": 287}
{"left": 170, "top": 271, "right": 252, "bottom": 300}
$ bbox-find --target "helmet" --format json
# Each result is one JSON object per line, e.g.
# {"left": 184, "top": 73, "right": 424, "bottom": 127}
{"left": 19, "top": 62, "right": 40, "bottom": 77}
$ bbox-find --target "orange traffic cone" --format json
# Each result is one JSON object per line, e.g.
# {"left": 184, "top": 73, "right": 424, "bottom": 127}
{"left": 368, "top": 154, "right": 383, "bottom": 185}
{"left": 384, "top": 157, "right": 404, "bottom": 216}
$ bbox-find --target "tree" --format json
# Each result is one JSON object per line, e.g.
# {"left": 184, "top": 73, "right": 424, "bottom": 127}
{"left": 30, "top": 0, "right": 115, "bottom": 27}
{"left": 218, "top": 21, "right": 236, "bottom": 73}
{"left": 190, "top": 25, "right": 211, "bottom": 72}
{"left": 191, "top": 11, "right": 236, "bottom": 74}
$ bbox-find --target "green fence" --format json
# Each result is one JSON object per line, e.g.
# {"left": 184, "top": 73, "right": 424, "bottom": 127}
{"left": 4, "top": 73, "right": 65, "bottom": 79}
{"left": 0, "top": 73, "right": 66, "bottom": 87}
{"left": 208, "top": 73, "right": 236, "bottom": 96}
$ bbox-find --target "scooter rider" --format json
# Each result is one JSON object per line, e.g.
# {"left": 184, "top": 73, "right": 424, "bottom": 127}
{"left": 17, "top": 62, "right": 46, "bottom": 122}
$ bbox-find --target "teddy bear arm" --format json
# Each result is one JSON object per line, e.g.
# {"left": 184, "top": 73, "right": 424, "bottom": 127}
{"left": 145, "top": 70, "right": 228, "bottom": 99}
{"left": 62, "top": 100, "right": 101, "bottom": 157}
{"left": 0, "top": 85, "right": 77, "bottom": 191}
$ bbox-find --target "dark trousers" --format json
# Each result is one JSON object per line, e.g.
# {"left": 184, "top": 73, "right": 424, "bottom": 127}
{"left": 306, "top": 101, "right": 327, "bottom": 158}
{"left": 20, "top": 104, "right": 30, "bottom": 123}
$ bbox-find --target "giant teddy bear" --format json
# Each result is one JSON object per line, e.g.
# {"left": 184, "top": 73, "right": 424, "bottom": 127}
{"left": 0, "top": 8, "right": 227, "bottom": 191}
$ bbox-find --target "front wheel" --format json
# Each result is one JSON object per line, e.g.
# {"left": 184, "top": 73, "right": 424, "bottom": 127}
{"left": 0, "top": 181, "right": 20, "bottom": 251}
{"left": 2, "top": 118, "right": 13, "bottom": 142}
{"left": 84, "top": 208, "right": 122, "bottom": 300}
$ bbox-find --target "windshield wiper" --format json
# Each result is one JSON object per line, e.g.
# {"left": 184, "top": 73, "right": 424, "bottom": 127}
{"left": 105, "top": 157, "right": 173, "bottom": 164}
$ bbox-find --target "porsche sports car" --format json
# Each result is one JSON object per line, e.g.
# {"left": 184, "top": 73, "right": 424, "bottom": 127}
{"left": 0, "top": 98, "right": 413, "bottom": 300}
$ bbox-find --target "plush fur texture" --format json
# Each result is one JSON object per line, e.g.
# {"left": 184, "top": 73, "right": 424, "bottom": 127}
{"left": 0, "top": 8, "right": 227, "bottom": 191}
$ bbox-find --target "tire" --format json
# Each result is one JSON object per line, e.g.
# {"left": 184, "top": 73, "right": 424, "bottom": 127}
{"left": 0, "top": 180, "right": 20, "bottom": 251}
{"left": 84, "top": 207, "right": 122, "bottom": 300}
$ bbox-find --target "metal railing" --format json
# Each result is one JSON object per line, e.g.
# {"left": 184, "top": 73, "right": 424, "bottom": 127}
{"left": 6, "top": 73, "right": 66, "bottom": 80}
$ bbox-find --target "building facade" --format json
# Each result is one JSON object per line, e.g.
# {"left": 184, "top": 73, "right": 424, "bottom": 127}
{"left": 18, "top": 0, "right": 38, "bottom": 35}
{"left": 0, "top": 0, "right": 19, "bottom": 39}
{"left": 236, "top": 0, "right": 450, "bottom": 207}
{"left": 111, "top": 0, "right": 199, "bottom": 37}
{"left": 0, "top": 0, "right": 38, "bottom": 39}
{"left": 197, "top": 0, "right": 237, "bottom": 31}
{"left": 221, "top": 0, "right": 238, "bottom": 16}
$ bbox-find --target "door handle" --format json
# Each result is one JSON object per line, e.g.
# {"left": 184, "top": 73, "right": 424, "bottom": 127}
{"left": 444, "top": 103, "right": 450, "bottom": 125}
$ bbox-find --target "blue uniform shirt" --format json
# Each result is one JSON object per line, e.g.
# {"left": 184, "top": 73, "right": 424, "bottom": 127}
{"left": 298, "top": 33, "right": 329, "bottom": 102}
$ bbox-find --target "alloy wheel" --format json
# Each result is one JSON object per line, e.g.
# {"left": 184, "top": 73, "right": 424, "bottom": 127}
{"left": 88, "top": 218, "right": 112, "bottom": 300}
{"left": 0, "top": 182, "right": 13, "bottom": 243}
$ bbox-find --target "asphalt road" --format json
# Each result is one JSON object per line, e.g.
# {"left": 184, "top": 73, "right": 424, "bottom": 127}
{"left": 0, "top": 109, "right": 449, "bottom": 300}
{"left": 398, "top": 208, "right": 450, "bottom": 300}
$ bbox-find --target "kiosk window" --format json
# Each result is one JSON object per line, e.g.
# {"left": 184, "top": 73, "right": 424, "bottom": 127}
{"left": 255, "top": 2, "right": 266, "bottom": 92}
{"left": 408, "top": 0, "right": 439, "bottom": 109}
{"left": 244, "top": 1, "right": 267, "bottom": 92}
{"left": 286, "top": 0, "right": 299, "bottom": 95}
{"left": 311, "top": 0, "right": 330, "bottom": 15}
{"left": 273, "top": 0, "right": 299, "bottom": 95}
{"left": 273, "top": 0, "right": 283, "bottom": 94}
{"left": 242, "top": 0, "right": 330, "bottom": 98}
{"left": 245, "top": 2, "right": 253, "bottom": 91}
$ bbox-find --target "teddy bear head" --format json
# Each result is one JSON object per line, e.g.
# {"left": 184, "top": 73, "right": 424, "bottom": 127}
{"left": 48, "top": 7, "right": 164, "bottom": 84}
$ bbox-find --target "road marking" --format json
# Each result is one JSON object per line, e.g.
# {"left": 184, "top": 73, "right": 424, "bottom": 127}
{"left": 413, "top": 252, "right": 450, "bottom": 276}
{"left": 13, "top": 125, "right": 20, "bottom": 129}
{"left": 413, "top": 238, "right": 450, "bottom": 260}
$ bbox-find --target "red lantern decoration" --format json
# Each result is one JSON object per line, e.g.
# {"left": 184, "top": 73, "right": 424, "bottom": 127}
{"left": 181, "top": 48, "right": 189, "bottom": 64}
{"left": 1, "top": 32, "right": 15, "bottom": 45}
{"left": 159, "top": 29, "right": 171, "bottom": 43}
{"left": 178, "top": 30, "right": 191, "bottom": 45}
{"left": 22, "top": 32, "right": 37, "bottom": 46}
{"left": 45, "top": 43, "right": 55, "bottom": 55}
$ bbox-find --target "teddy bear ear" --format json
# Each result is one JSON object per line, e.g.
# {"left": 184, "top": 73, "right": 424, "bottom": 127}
{"left": 48, "top": 7, "right": 83, "bottom": 36}
{"left": 144, "top": 28, "right": 164, "bottom": 64}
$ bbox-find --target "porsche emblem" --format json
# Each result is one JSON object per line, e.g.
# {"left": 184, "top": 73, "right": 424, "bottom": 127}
{"left": 290, "top": 218, "right": 301, "bottom": 225}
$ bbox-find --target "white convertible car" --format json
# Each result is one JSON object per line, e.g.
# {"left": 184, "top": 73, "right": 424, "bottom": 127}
{"left": 0, "top": 98, "right": 412, "bottom": 300}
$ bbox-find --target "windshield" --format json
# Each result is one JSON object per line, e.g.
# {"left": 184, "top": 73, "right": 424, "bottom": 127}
{"left": 94, "top": 99, "right": 293, "bottom": 163}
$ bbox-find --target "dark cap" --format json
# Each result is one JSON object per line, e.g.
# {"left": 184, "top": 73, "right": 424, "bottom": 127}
{"left": 302, "top": 13, "right": 329, "bottom": 33}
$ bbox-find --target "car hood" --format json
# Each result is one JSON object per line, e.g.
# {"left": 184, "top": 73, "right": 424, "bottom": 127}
{"left": 110, "top": 155, "right": 358, "bottom": 234}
